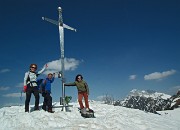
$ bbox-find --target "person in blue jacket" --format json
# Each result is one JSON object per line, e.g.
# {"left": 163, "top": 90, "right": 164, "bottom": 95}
{"left": 41, "top": 73, "right": 55, "bottom": 113}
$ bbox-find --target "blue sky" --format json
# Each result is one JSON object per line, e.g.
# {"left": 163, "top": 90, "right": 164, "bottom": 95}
{"left": 0, "top": 0, "right": 179, "bottom": 108}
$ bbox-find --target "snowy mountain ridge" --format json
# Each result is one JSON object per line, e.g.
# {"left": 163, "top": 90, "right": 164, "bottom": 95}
{"left": 129, "top": 89, "right": 171, "bottom": 99}
{"left": 114, "top": 89, "right": 180, "bottom": 114}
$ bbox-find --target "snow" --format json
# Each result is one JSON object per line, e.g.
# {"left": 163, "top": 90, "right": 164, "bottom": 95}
{"left": 129, "top": 89, "right": 171, "bottom": 99}
{"left": 0, "top": 101, "right": 180, "bottom": 130}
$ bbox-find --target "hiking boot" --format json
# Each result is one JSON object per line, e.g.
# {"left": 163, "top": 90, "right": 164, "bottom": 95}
{"left": 48, "top": 110, "right": 55, "bottom": 113}
{"left": 48, "top": 107, "right": 55, "bottom": 113}
{"left": 79, "top": 107, "right": 84, "bottom": 110}
{"left": 25, "top": 110, "right": 29, "bottom": 113}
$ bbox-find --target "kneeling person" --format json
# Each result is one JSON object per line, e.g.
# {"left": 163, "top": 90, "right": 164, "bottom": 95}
{"left": 41, "top": 73, "right": 55, "bottom": 113}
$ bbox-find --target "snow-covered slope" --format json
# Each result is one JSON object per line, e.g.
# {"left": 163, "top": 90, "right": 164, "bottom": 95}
{"left": 0, "top": 101, "right": 180, "bottom": 130}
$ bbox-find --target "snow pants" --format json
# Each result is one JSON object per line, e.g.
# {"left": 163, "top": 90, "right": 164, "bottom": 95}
{"left": 25, "top": 86, "right": 39, "bottom": 112}
{"left": 78, "top": 92, "right": 89, "bottom": 109}
{"left": 42, "top": 92, "right": 52, "bottom": 110}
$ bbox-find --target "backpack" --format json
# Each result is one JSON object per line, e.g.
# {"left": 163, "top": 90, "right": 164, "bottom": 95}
{"left": 37, "top": 79, "right": 46, "bottom": 94}
{"left": 65, "top": 96, "right": 72, "bottom": 105}
{"left": 80, "top": 108, "right": 95, "bottom": 118}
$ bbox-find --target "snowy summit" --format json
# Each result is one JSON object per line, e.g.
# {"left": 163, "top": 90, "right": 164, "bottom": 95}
{"left": 0, "top": 101, "right": 180, "bottom": 130}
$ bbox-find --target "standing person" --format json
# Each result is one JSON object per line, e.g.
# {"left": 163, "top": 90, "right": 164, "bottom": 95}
{"left": 41, "top": 73, "right": 55, "bottom": 113}
{"left": 23, "top": 64, "right": 47, "bottom": 112}
{"left": 64, "top": 74, "right": 90, "bottom": 111}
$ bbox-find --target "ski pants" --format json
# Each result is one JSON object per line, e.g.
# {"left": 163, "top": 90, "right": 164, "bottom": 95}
{"left": 43, "top": 92, "right": 52, "bottom": 109}
{"left": 78, "top": 92, "right": 89, "bottom": 109}
{"left": 25, "top": 86, "right": 39, "bottom": 111}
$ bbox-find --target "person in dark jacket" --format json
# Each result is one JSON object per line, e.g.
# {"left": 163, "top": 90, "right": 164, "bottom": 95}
{"left": 64, "top": 74, "right": 90, "bottom": 111}
{"left": 24, "top": 63, "right": 47, "bottom": 112}
{"left": 41, "top": 73, "right": 55, "bottom": 113}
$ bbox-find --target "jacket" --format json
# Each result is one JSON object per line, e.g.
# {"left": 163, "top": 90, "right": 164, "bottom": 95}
{"left": 24, "top": 65, "right": 46, "bottom": 87}
{"left": 65, "top": 80, "right": 89, "bottom": 95}
{"left": 43, "top": 77, "right": 54, "bottom": 93}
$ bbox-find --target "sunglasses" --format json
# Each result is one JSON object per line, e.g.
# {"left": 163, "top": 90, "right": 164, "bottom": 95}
{"left": 31, "top": 66, "right": 37, "bottom": 69}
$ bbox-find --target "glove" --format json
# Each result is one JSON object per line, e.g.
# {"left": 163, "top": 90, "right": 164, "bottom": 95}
{"left": 23, "top": 86, "right": 27, "bottom": 93}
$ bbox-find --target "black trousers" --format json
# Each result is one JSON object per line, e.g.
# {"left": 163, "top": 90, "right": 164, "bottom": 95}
{"left": 25, "top": 86, "right": 39, "bottom": 111}
{"left": 42, "top": 92, "right": 52, "bottom": 109}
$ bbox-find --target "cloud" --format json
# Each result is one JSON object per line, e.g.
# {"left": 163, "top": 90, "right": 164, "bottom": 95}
{"left": 0, "top": 87, "right": 10, "bottom": 91}
{"left": 43, "top": 58, "right": 81, "bottom": 75}
{"left": 15, "top": 83, "right": 24, "bottom": 88}
{"left": 129, "top": 75, "right": 137, "bottom": 80}
{"left": 3, "top": 93, "right": 25, "bottom": 98}
{"left": 0, "top": 69, "right": 10, "bottom": 73}
{"left": 144, "top": 69, "right": 176, "bottom": 80}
